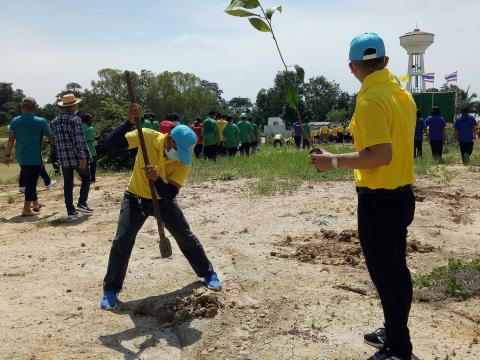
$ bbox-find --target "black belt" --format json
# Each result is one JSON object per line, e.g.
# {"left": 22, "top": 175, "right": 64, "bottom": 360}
{"left": 356, "top": 184, "right": 412, "bottom": 194}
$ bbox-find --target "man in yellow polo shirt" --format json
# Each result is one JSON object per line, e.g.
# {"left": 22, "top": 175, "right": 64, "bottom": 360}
{"left": 217, "top": 113, "right": 228, "bottom": 156}
{"left": 310, "top": 33, "right": 416, "bottom": 360}
{"left": 100, "top": 104, "right": 222, "bottom": 310}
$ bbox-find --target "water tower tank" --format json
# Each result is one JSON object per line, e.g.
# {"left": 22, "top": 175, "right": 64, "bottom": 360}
{"left": 400, "top": 29, "right": 434, "bottom": 93}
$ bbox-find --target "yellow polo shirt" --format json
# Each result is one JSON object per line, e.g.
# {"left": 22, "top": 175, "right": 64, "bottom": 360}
{"left": 349, "top": 68, "right": 416, "bottom": 189}
{"left": 321, "top": 126, "right": 329, "bottom": 135}
{"left": 125, "top": 129, "right": 191, "bottom": 199}
{"left": 217, "top": 119, "right": 228, "bottom": 142}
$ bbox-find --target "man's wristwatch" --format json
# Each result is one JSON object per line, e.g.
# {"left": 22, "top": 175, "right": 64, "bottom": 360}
{"left": 331, "top": 156, "right": 338, "bottom": 169}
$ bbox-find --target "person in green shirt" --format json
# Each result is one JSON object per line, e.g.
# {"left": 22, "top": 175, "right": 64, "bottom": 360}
{"left": 141, "top": 113, "right": 154, "bottom": 130}
{"left": 201, "top": 111, "right": 219, "bottom": 161}
{"left": 303, "top": 121, "right": 312, "bottom": 150}
{"left": 237, "top": 113, "right": 255, "bottom": 156}
{"left": 223, "top": 115, "right": 240, "bottom": 156}
{"left": 150, "top": 113, "right": 160, "bottom": 131}
{"left": 81, "top": 114, "right": 97, "bottom": 182}
{"left": 249, "top": 117, "right": 261, "bottom": 155}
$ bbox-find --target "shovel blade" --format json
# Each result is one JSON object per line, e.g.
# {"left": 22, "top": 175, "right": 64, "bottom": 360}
{"left": 159, "top": 236, "right": 172, "bottom": 258}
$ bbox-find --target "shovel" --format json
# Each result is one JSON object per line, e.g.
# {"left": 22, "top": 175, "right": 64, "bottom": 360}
{"left": 124, "top": 70, "right": 172, "bottom": 258}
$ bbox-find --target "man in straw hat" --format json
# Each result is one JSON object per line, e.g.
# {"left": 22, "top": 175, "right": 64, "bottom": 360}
{"left": 51, "top": 94, "right": 92, "bottom": 219}
{"left": 5, "top": 97, "right": 53, "bottom": 216}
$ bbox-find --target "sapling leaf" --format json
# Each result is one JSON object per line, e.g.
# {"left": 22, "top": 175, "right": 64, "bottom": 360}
{"left": 225, "top": 9, "right": 259, "bottom": 17}
{"left": 294, "top": 65, "right": 305, "bottom": 83}
{"left": 285, "top": 78, "right": 299, "bottom": 110}
{"left": 226, "top": 0, "right": 260, "bottom": 10}
{"left": 265, "top": 5, "right": 283, "bottom": 20}
{"left": 249, "top": 18, "right": 271, "bottom": 32}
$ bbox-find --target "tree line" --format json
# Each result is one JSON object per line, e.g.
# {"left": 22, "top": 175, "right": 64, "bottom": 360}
{"left": 1, "top": 68, "right": 478, "bottom": 133}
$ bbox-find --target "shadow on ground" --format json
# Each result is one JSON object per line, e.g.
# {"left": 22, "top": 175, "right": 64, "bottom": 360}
{"left": 99, "top": 282, "right": 205, "bottom": 360}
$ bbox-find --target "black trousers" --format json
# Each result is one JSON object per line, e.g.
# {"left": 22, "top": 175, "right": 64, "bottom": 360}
{"left": 302, "top": 138, "right": 310, "bottom": 150}
{"left": 103, "top": 192, "right": 214, "bottom": 293}
{"left": 194, "top": 144, "right": 203, "bottom": 158}
{"left": 218, "top": 141, "right": 226, "bottom": 156}
{"left": 19, "top": 165, "right": 51, "bottom": 188}
{"left": 430, "top": 140, "right": 443, "bottom": 160}
{"left": 90, "top": 156, "right": 97, "bottom": 182}
{"left": 239, "top": 143, "right": 251, "bottom": 156}
{"left": 20, "top": 165, "right": 41, "bottom": 202}
{"left": 227, "top": 147, "right": 238, "bottom": 156}
{"left": 358, "top": 187, "right": 415, "bottom": 357}
{"left": 459, "top": 141, "right": 474, "bottom": 163}
{"left": 414, "top": 140, "right": 423, "bottom": 158}
{"left": 62, "top": 166, "right": 91, "bottom": 213}
{"left": 294, "top": 136, "right": 301, "bottom": 148}
{"left": 337, "top": 133, "right": 344, "bottom": 143}
{"left": 203, "top": 144, "right": 217, "bottom": 161}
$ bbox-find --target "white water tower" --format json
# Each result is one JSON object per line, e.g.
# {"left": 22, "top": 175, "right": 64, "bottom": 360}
{"left": 400, "top": 28, "right": 434, "bottom": 93}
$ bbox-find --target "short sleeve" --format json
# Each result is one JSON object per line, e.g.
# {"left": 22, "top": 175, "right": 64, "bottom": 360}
{"left": 125, "top": 130, "right": 139, "bottom": 149}
{"left": 425, "top": 117, "right": 430, "bottom": 127}
{"left": 354, "top": 98, "right": 391, "bottom": 150}
{"left": 9, "top": 119, "right": 16, "bottom": 133}
{"left": 168, "top": 164, "right": 191, "bottom": 187}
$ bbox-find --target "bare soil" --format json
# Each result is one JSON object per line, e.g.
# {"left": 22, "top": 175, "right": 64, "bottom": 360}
{"left": 1, "top": 169, "right": 480, "bottom": 359}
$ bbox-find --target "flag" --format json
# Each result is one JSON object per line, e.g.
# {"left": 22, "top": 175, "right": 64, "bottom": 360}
{"left": 445, "top": 71, "right": 458, "bottom": 83}
{"left": 422, "top": 73, "right": 435, "bottom": 83}
{"left": 399, "top": 74, "right": 409, "bottom": 83}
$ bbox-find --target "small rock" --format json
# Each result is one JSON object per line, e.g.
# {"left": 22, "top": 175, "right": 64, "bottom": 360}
{"left": 94, "top": 186, "right": 101, "bottom": 190}
{"left": 239, "top": 228, "right": 248, "bottom": 234}
{"left": 77, "top": 306, "right": 82, "bottom": 311}
{"left": 81, "top": 243, "right": 86, "bottom": 247}
{"left": 66, "top": 289, "right": 72, "bottom": 293}
{"left": 208, "top": 347, "right": 215, "bottom": 352}
{"left": 259, "top": 313, "right": 266, "bottom": 318}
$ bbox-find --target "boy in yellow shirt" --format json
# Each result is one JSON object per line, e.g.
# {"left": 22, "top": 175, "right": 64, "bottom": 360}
{"left": 310, "top": 33, "right": 417, "bottom": 360}
{"left": 100, "top": 104, "right": 222, "bottom": 310}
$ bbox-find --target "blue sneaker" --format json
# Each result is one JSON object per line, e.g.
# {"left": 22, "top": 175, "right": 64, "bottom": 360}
{"left": 204, "top": 272, "right": 222, "bottom": 291}
{"left": 100, "top": 291, "right": 118, "bottom": 310}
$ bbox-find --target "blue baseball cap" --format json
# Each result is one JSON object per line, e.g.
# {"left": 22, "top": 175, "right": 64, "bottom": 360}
{"left": 171, "top": 125, "right": 197, "bottom": 165}
{"left": 349, "top": 33, "right": 386, "bottom": 61}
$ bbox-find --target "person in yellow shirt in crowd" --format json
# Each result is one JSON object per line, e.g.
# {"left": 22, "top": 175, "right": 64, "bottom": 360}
{"left": 99, "top": 103, "right": 222, "bottom": 311}
{"left": 310, "top": 33, "right": 417, "bottom": 360}
{"left": 321, "top": 125, "right": 329, "bottom": 143}
{"left": 331, "top": 126, "right": 337, "bottom": 142}
{"left": 216, "top": 113, "right": 228, "bottom": 156}
{"left": 311, "top": 128, "right": 320, "bottom": 144}
{"left": 337, "top": 124, "right": 344, "bottom": 143}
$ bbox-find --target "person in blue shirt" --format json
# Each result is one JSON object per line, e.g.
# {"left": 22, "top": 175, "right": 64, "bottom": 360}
{"left": 414, "top": 110, "right": 426, "bottom": 158}
{"left": 454, "top": 107, "right": 477, "bottom": 164}
{"left": 5, "top": 97, "right": 53, "bottom": 216}
{"left": 425, "top": 107, "right": 446, "bottom": 160}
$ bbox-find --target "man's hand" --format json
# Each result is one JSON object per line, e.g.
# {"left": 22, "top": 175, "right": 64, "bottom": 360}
{"left": 79, "top": 159, "right": 87, "bottom": 170}
{"left": 310, "top": 149, "right": 334, "bottom": 172}
{"left": 128, "top": 103, "right": 142, "bottom": 125}
{"left": 143, "top": 165, "right": 160, "bottom": 181}
{"left": 5, "top": 155, "right": 12, "bottom": 166}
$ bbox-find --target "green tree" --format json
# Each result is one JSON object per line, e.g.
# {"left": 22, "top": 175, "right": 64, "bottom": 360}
{"left": 304, "top": 76, "right": 345, "bottom": 121}
{"left": 441, "top": 84, "right": 478, "bottom": 113}
{"left": 0, "top": 82, "right": 25, "bottom": 117}
{"left": 228, "top": 97, "right": 253, "bottom": 114}
{"left": 326, "top": 109, "right": 350, "bottom": 124}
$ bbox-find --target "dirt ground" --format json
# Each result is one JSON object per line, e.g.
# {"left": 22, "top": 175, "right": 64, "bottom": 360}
{"left": 1, "top": 169, "right": 479, "bottom": 360}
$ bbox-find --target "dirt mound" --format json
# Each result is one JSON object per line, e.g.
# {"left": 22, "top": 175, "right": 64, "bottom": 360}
{"left": 272, "top": 230, "right": 364, "bottom": 267}
{"left": 407, "top": 239, "right": 435, "bottom": 253}
{"left": 132, "top": 292, "right": 223, "bottom": 324}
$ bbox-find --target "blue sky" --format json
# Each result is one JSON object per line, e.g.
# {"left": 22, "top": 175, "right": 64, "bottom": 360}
{"left": 1, "top": 0, "right": 479, "bottom": 106}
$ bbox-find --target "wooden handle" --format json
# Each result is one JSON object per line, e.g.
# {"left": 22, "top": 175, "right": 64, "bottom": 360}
{"left": 124, "top": 71, "right": 172, "bottom": 258}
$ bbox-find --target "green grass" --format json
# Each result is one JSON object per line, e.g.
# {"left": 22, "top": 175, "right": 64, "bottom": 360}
{"left": 414, "top": 258, "right": 480, "bottom": 301}
{"left": 0, "top": 125, "right": 9, "bottom": 138}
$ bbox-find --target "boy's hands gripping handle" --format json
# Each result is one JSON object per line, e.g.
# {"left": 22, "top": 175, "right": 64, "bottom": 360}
{"left": 124, "top": 71, "right": 172, "bottom": 258}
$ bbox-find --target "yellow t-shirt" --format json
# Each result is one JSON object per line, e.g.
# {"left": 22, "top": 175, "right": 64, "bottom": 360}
{"left": 332, "top": 128, "right": 338, "bottom": 136}
{"left": 337, "top": 125, "right": 344, "bottom": 134}
{"left": 321, "top": 126, "right": 329, "bottom": 135}
{"left": 349, "top": 68, "right": 416, "bottom": 190}
{"left": 125, "top": 129, "right": 191, "bottom": 199}
{"left": 217, "top": 119, "right": 228, "bottom": 141}
{"left": 312, "top": 129, "right": 319, "bottom": 137}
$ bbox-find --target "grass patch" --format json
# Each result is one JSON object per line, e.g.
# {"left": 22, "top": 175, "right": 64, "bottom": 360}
{"left": 414, "top": 258, "right": 480, "bottom": 302}
{"left": 0, "top": 125, "right": 9, "bottom": 138}
{"left": 215, "top": 169, "right": 238, "bottom": 181}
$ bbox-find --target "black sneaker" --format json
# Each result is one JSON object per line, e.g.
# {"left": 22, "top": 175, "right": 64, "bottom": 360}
{"left": 67, "top": 211, "right": 78, "bottom": 220}
{"left": 77, "top": 204, "right": 93, "bottom": 214}
{"left": 367, "top": 347, "right": 413, "bottom": 360}
{"left": 364, "top": 328, "right": 386, "bottom": 349}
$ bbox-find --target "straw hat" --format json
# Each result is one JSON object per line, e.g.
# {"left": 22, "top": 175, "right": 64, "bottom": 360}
{"left": 58, "top": 93, "right": 82, "bottom": 107}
